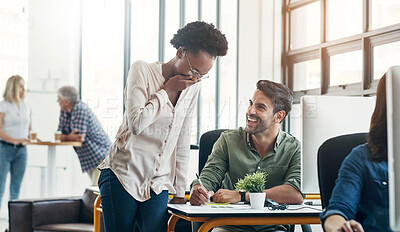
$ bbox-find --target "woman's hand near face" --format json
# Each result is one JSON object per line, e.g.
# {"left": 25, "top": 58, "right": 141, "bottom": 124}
{"left": 164, "top": 75, "right": 200, "bottom": 105}
{"left": 164, "top": 75, "right": 199, "bottom": 93}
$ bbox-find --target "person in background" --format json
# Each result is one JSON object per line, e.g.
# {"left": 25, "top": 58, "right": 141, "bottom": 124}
{"left": 97, "top": 21, "right": 228, "bottom": 232}
{"left": 320, "top": 74, "right": 391, "bottom": 232}
{"left": 190, "top": 80, "right": 303, "bottom": 232}
{"left": 57, "top": 86, "right": 111, "bottom": 186}
{"left": 0, "top": 75, "right": 31, "bottom": 210}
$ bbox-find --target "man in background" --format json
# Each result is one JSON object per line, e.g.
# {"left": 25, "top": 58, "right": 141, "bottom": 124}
{"left": 57, "top": 86, "right": 111, "bottom": 185}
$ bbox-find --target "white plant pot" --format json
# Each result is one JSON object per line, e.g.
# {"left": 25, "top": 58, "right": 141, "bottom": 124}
{"left": 249, "top": 192, "right": 266, "bottom": 209}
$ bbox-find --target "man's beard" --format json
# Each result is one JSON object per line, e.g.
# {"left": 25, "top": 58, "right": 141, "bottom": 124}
{"left": 245, "top": 114, "right": 269, "bottom": 135}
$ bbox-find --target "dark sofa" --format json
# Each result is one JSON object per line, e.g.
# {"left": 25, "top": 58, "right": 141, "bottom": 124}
{"left": 8, "top": 187, "right": 103, "bottom": 232}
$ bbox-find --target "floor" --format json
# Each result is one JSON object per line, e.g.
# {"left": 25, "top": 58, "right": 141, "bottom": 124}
{"left": 295, "top": 225, "right": 323, "bottom": 232}
{"left": 0, "top": 210, "right": 7, "bottom": 232}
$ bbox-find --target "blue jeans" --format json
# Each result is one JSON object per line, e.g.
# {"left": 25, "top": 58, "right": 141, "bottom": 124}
{"left": 0, "top": 143, "right": 27, "bottom": 209}
{"left": 99, "top": 169, "right": 169, "bottom": 232}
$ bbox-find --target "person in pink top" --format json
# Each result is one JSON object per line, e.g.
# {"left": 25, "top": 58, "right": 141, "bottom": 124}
{"left": 98, "top": 21, "right": 228, "bottom": 232}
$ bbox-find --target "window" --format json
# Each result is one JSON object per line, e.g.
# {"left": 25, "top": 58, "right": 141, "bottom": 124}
{"left": 81, "top": 0, "right": 124, "bottom": 139}
{"left": 289, "top": 1, "right": 320, "bottom": 50}
{"left": 185, "top": 0, "right": 199, "bottom": 24}
{"left": 218, "top": 0, "right": 238, "bottom": 130}
{"left": 293, "top": 59, "right": 320, "bottom": 91}
{"left": 198, "top": 0, "right": 217, "bottom": 136}
{"left": 371, "top": 0, "right": 400, "bottom": 29}
{"left": 0, "top": 1, "right": 29, "bottom": 93}
{"left": 326, "top": 0, "right": 362, "bottom": 41}
{"left": 373, "top": 41, "right": 400, "bottom": 80}
{"left": 164, "top": 0, "right": 180, "bottom": 62}
{"left": 131, "top": 0, "right": 159, "bottom": 63}
{"left": 283, "top": 0, "right": 400, "bottom": 101}
{"left": 329, "top": 50, "right": 362, "bottom": 86}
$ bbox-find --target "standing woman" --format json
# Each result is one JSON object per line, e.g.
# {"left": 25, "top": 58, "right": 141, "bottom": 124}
{"left": 98, "top": 21, "right": 228, "bottom": 232}
{"left": 0, "top": 75, "right": 31, "bottom": 210}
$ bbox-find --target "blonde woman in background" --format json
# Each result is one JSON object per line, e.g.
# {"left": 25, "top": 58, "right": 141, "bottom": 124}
{"left": 0, "top": 75, "right": 31, "bottom": 210}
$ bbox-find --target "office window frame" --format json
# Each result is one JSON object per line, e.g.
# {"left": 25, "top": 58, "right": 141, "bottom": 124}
{"left": 282, "top": 0, "right": 400, "bottom": 103}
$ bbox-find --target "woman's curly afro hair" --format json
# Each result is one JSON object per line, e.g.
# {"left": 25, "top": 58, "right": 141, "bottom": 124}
{"left": 170, "top": 21, "right": 228, "bottom": 57}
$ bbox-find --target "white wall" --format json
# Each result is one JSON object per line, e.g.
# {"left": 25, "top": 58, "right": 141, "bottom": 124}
{"left": 28, "top": 0, "right": 81, "bottom": 92}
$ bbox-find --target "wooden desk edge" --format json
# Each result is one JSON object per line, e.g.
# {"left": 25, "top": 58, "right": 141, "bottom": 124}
{"left": 168, "top": 211, "right": 321, "bottom": 232}
{"left": 305, "top": 194, "right": 321, "bottom": 200}
{"left": 28, "top": 141, "right": 82, "bottom": 147}
{"left": 198, "top": 216, "right": 321, "bottom": 232}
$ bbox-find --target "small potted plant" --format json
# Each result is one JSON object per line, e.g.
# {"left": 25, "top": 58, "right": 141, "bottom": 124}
{"left": 235, "top": 172, "right": 267, "bottom": 209}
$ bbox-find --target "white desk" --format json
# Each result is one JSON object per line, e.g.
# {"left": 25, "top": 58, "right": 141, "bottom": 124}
{"left": 167, "top": 203, "right": 322, "bottom": 232}
{"left": 28, "top": 141, "right": 82, "bottom": 197}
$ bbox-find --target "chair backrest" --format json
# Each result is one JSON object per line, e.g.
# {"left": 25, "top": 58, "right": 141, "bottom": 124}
{"left": 317, "top": 132, "right": 368, "bottom": 208}
{"left": 80, "top": 187, "right": 99, "bottom": 223}
{"left": 198, "top": 129, "right": 227, "bottom": 173}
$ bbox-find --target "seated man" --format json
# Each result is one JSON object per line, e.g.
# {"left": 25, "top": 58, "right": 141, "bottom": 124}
{"left": 190, "top": 80, "right": 303, "bottom": 232}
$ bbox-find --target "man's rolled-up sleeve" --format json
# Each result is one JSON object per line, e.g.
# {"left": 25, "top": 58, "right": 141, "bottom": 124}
{"left": 284, "top": 143, "right": 302, "bottom": 195}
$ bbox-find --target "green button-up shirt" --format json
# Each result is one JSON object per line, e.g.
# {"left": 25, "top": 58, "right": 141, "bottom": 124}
{"left": 193, "top": 127, "right": 302, "bottom": 193}
{"left": 191, "top": 127, "right": 302, "bottom": 231}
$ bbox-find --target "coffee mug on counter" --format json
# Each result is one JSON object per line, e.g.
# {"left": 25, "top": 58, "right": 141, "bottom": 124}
{"left": 54, "top": 131, "right": 62, "bottom": 143}
{"left": 30, "top": 132, "right": 37, "bottom": 143}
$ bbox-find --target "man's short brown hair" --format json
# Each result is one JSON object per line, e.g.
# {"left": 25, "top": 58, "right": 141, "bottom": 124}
{"left": 256, "top": 80, "right": 293, "bottom": 121}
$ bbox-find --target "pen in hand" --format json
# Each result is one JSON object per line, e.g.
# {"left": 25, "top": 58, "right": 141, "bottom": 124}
{"left": 196, "top": 173, "right": 206, "bottom": 191}
{"left": 196, "top": 174, "right": 213, "bottom": 199}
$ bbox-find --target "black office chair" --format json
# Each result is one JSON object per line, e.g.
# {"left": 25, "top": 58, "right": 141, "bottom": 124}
{"left": 198, "top": 129, "right": 227, "bottom": 173}
{"left": 317, "top": 132, "right": 368, "bottom": 208}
